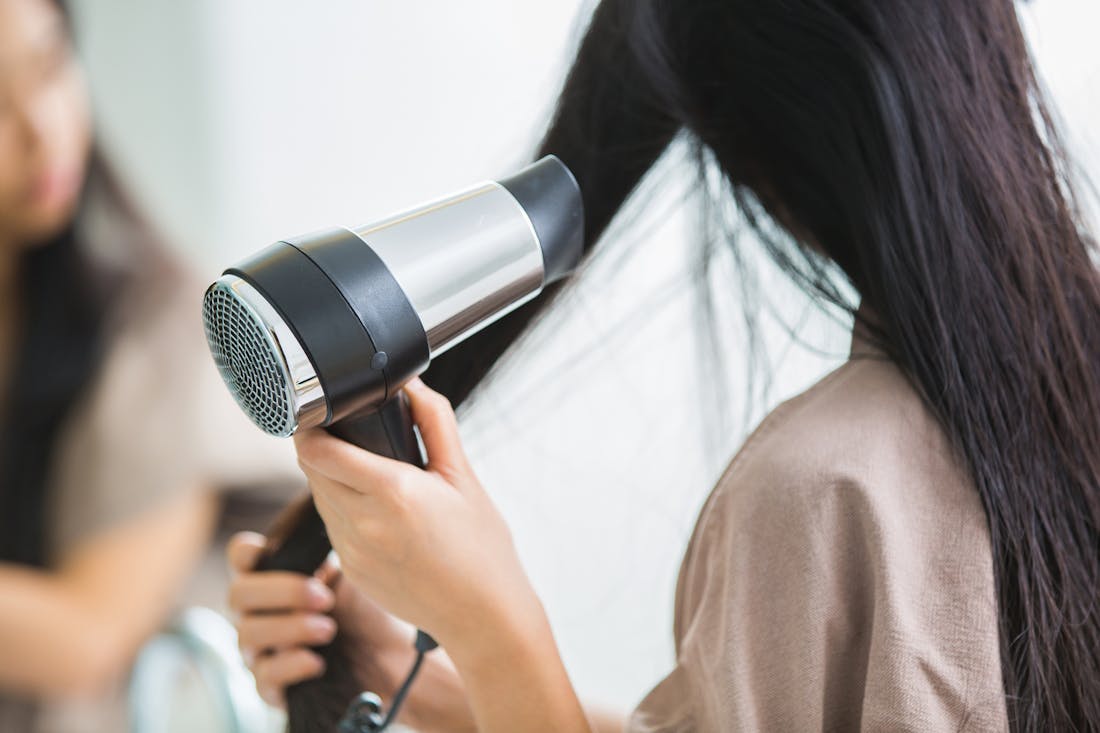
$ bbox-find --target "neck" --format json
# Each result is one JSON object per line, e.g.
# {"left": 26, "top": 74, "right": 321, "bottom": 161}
{"left": 0, "top": 244, "right": 23, "bottom": 343}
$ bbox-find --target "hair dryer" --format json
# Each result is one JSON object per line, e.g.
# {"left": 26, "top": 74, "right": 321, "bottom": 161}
{"left": 201, "top": 155, "right": 583, "bottom": 730}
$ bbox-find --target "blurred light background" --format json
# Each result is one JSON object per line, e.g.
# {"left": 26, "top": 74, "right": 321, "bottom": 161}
{"left": 66, "top": 0, "right": 1100, "bottom": 719}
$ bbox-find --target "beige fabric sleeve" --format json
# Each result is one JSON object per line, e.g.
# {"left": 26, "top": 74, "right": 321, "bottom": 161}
{"left": 629, "top": 359, "right": 1008, "bottom": 732}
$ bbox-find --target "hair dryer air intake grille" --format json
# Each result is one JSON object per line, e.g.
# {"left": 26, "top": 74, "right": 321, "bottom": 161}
{"left": 202, "top": 281, "right": 295, "bottom": 436}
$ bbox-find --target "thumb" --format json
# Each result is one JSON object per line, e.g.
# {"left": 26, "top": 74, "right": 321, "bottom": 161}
{"left": 404, "top": 377, "right": 470, "bottom": 480}
{"left": 227, "top": 531, "right": 266, "bottom": 574}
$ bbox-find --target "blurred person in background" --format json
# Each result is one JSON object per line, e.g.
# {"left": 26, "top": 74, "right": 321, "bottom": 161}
{"left": 0, "top": 0, "right": 297, "bottom": 730}
{"left": 229, "top": 0, "right": 1100, "bottom": 731}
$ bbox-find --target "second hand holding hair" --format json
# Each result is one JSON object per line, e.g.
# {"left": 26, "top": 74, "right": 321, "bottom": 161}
{"left": 228, "top": 532, "right": 478, "bottom": 733}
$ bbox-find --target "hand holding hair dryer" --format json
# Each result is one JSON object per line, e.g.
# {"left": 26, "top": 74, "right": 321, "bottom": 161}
{"left": 201, "top": 155, "right": 583, "bottom": 731}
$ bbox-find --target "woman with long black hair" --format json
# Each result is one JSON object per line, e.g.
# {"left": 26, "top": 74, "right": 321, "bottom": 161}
{"left": 0, "top": 0, "right": 296, "bottom": 729}
{"left": 229, "top": 0, "right": 1100, "bottom": 730}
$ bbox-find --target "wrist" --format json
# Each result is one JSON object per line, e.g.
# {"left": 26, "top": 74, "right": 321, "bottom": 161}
{"left": 442, "top": 599, "right": 590, "bottom": 733}
{"left": 442, "top": 590, "right": 553, "bottom": 674}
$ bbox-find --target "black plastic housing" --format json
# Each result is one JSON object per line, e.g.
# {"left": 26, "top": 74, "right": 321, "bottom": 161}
{"left": 226, "top": 229, "right": 430, "bottom": 425}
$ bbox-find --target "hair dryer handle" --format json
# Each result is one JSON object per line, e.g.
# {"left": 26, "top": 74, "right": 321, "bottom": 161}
{"left": 255, "top": 393, "right": 423, "bottom": 574}
{"left": 327, "top": 391, "right": 425, "bottom": 468}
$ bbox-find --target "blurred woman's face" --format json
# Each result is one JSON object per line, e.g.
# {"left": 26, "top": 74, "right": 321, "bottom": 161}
{"left": 0, "top": 0, "right": 91, "bottom": 251}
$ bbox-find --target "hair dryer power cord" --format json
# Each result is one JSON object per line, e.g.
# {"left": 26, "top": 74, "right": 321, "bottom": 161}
{"left": 338, "top": 630, "right": 438, "bottom": 732}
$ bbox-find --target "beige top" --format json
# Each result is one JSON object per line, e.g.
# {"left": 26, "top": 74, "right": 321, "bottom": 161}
{"left": 0, "top": 201, "right": 301, "bottom": 731}
{"left": 628, "top": 330, "right": 1008, "bottom": 732}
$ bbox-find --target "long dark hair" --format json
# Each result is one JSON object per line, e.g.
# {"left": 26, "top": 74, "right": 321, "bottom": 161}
{"left": 438, "top": 0, "right": 1099, "bottom": 729}
{"left": 289, "top": 0, "right": 1100, "bottom": 730}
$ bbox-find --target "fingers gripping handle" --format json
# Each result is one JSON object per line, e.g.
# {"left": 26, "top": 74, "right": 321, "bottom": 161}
{"left": 256, "top": 393, "right": 424, "bottom": 573}
{"left": 336, "top": 395, "right": 439, "bottom": 657}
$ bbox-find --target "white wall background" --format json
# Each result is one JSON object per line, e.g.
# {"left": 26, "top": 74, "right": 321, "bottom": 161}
{"left": 69, "top": 0, "right": 1100, "bottom": 716}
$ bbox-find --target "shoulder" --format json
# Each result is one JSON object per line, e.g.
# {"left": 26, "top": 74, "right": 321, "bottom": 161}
{"left": 47, "top": 250, "right": 301, "bottom": 554}
{"left": 82, "top": 255, "right": 216, "bottom": 440}
{"left": 89, "top": 259, "right": 299, "bottom": 483}
{"left": 698, "top": 352, "right": 995, "bottom": 603}
{"left": 716, "top": 354, "right": 978, "bottom": 533}
{"left": 666, "top": 354, "right": 1007, "bottom": 730}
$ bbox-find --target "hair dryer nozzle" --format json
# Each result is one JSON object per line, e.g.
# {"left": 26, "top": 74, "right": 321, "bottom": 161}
{"left": 498, "top": 155, "right": 584, "bottom": 285}
{"left": 203, "top": 275, "right": 328, "bottom": 437}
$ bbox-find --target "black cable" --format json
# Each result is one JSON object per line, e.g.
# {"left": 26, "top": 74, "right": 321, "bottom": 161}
{"left": 338, "top": 631, "right": 438, "bottom": 732}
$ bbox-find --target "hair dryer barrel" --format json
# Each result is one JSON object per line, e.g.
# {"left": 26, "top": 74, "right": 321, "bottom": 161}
{"left": 354, "top": 155, "right": 582, "bottom": 357}
{"left": 201, "top": 156, "right": 583, "bottom": 438}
